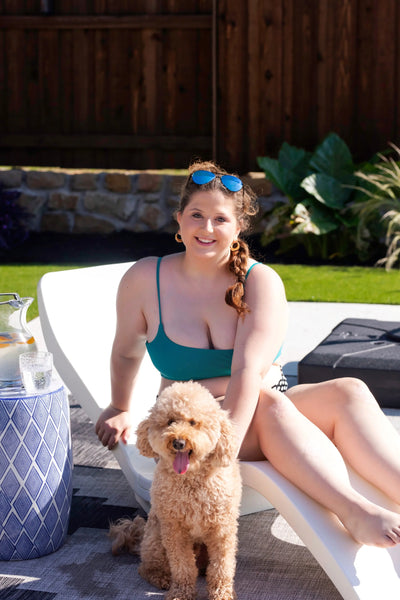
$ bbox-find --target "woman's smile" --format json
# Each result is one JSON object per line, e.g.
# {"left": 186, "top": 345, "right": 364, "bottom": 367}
{"left": 196, "top": 237, "right": 215, "bottom": 246}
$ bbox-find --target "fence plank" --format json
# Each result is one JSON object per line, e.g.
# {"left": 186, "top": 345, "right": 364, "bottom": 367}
{"left": 357, "top": 0, "right": 397, "bottom": 156}
{"left": 26, "top": 29, "right": 40, "bottom": 133}
{"left": 0, "top": 32, "right": 5, "bottom": 129}
{"left": 197, "top": 27, "right": 212, "bottom": 141}
{"left": 5, "top": 29, "right": 25, "bottom": 132}
{"left": 217, "top": 0, "right": 248, "bottom": 171}
{"left": 330, "top": 0, "right": 357, "bottom": 142}
{"left": 249, "top": 0, "right": 285, "bottom": 159}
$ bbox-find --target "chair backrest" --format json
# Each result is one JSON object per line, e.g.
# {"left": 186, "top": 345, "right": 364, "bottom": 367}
{"left": 37, "top": 262, "right": 161, "bottom": 430}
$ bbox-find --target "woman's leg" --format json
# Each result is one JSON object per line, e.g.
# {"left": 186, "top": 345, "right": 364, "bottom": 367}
{"left": 239, "top": 386, "right": 400, "bottom": 547}
{"left": 286, "top": 377, "right": 400, "bottom": 505}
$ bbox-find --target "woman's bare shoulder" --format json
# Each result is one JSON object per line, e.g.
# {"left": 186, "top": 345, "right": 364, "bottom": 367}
{"left": 247, "top": 261, "right": 285, "bottom": 289}
{"left": 119, "top": 253, "right": 182, "bottom": 290}
{"left": 121, "top": 255, "right": 158, "bottom": 278}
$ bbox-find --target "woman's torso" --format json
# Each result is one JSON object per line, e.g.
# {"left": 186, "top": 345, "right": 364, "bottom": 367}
{"left": 143, "top": 253, "right": 241, "bottom": 396}
{"left": 139, "top": 253, "right": 280, "bottom": 397}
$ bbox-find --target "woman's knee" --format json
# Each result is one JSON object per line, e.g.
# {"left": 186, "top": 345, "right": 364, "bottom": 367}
{"left": 325, "top": 377, "right": 376, "bottom": 408}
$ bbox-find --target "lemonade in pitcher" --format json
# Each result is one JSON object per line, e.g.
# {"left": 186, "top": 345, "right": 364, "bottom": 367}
{"left": 0, "top": 293, "right": 38, "bottom": 389}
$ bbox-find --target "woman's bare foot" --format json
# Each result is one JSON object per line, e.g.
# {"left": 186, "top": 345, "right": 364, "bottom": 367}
{"left": 341, "top": 500, "right": 400, "bottom": 547}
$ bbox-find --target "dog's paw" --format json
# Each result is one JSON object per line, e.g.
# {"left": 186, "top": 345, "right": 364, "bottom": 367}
{"left": 138, "top": 565, "right": 170, "bottom": 590}
{"left": 208, "top": 583, "right": 236, "bottom": 600}
{"left": 209, "top": 592, "right": 236, "bottom": 600}
{"left": 165, "top": 583, "right": 196, "bottom": 600}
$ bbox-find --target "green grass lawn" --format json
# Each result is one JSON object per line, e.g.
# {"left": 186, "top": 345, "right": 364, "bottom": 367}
{"left": 2, "top": 263, "right": 400, "bottom": 322}
{"left": 1, "top": 265, "right": 80, "bottom": 321}
{"left": 273, "top": 264, "right": 400, "bottom": 305}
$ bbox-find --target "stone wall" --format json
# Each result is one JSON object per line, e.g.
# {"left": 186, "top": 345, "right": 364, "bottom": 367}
{"left": 0, "top": 167, "right": 276, "bottom": 236}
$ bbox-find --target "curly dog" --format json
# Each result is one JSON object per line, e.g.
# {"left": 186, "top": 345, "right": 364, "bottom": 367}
{"left": 109, "top": 380, "right": 242, "bottom": 600}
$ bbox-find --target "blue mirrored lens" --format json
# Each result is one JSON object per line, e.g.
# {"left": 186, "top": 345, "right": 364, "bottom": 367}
{"left": 192, "top": 170, "right": 216, "bottom": 185}
{"left": 191, "top": 169, "right": 243, "bottom": 192}
{"left": 221, "top": 175, "right": 243, "bottom": 192}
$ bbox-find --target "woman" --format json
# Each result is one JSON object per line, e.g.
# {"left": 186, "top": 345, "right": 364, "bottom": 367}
{"left": 96, "top": 160, "right": 400, "bottom": 548}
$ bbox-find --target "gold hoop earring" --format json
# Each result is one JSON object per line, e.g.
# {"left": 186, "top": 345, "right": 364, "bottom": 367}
{"left": 175, "top": 232, "right": 183, "bottom": 243}
{"left": 230, "top": 240, "right": 240, "bottom": 252}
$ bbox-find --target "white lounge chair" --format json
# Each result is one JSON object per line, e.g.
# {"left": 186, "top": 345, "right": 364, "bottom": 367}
{"left": 37, "top": 262, "right": 400, "bottom": 600}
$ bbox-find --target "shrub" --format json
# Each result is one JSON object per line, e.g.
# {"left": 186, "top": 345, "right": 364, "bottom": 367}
{"left": 257, "top": 133, "right": 375, "bottom": 262}
{"left": 352, "top": 144, "right": 400, "bottom": 269}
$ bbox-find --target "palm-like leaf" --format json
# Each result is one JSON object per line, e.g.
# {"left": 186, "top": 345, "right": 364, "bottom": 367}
{"left": 353, "top": 144, "right": 400, "bottom": 268}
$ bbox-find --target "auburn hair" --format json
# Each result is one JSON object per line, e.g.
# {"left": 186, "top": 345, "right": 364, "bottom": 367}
{"left": 178, "top": 160, "right": 258, "bottom": 316}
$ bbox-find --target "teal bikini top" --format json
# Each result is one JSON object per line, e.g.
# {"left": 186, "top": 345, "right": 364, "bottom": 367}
{"left": 145, "top": 257, "right": 279, "bottom": 381}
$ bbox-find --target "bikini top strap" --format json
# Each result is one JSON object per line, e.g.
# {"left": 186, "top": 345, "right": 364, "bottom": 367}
{"left": 156, "top": 256, "right": 163, "bottom": 322}
{"left": 245, "top": 261, "right": 259, "bottom": 280}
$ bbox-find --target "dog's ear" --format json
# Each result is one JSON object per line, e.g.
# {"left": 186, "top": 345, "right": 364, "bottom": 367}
{"left": 212, "top": 409, "right": 238, "bottom": 467}
{"left": 135, "top": 418, "right": 157, "bottom": 458}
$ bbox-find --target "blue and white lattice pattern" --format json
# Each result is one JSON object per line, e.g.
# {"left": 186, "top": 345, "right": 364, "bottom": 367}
{"left": 0, "top": 385, "right": 73, "bottom": 560}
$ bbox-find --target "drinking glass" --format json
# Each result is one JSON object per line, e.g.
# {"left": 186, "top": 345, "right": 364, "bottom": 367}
{"left": 19, "top": 351, "right": 53, "bottom": 393}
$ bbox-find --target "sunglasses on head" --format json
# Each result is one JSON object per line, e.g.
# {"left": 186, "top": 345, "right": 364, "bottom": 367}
{"left": 191, "top": 170, "right": 243, "bottom": 193}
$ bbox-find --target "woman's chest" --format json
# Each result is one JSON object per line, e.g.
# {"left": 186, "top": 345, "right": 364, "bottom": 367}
{"left": 147, "top": 288, "right": 238, "bottom": 350}
{"left": 171, "top": 300, "right": 237, "bottom": 349}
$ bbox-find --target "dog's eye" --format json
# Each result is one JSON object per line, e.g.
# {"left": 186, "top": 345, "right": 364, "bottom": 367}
{"left": 167, "top": 419, "right": 175, "bottom": 426}
{"left": 189, "top": 420, "right": 196, "bottom": 427}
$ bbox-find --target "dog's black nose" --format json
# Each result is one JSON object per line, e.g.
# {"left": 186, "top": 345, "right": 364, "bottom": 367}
{"left": 173, "top": 439, "right": 186, "bottom": 451}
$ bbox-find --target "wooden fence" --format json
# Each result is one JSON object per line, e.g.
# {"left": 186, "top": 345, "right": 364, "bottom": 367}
{"left": 1, "top": 1, "right": 399, "bottom": 173}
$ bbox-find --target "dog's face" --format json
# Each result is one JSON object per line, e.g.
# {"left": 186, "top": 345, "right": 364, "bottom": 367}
{"left": 136, "top": 381, "right": 237, "bottom": 474}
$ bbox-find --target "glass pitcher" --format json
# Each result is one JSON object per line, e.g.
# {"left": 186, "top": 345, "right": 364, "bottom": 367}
{"left": 0, "top": 293, "right": 38, "bottom": 389}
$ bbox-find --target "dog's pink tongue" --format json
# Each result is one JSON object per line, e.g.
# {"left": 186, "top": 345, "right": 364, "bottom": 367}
{"left": 173, "top": 451, "right": 190, "bottom": 475}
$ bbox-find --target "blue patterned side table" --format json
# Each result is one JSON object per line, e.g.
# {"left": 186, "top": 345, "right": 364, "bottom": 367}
{"left": 0, "top": 381, "right": 73, "bottom": 560}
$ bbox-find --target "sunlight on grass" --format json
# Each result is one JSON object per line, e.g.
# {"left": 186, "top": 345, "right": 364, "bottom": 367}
{"left": 273, "top": 264, "right": 400, "bottom": 304}
{"left": 1, "top": 265, "right": 79, "bottom": 321}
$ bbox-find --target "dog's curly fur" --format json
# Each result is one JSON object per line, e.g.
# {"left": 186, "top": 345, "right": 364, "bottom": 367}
{"left": 109, "top": 381, "right": 242, "bottom": 600}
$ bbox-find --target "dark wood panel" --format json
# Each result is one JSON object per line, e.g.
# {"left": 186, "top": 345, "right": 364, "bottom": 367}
{"left": 196, "top": 27, "right": 213, "bottom": 136}
{"left": 2, "top": 0, "right": 400, "bottom": 172}
{"left": 331, "top": 0, "right": 357, "bottom": 139}
{"left": 0, "top": 15, "right": 212, "bottom": 29}
{"left": 248, "top": 0, "right": 285, "bottom": 159}
{"left": 1, "top": 134, "right": 212, "bottom": 150}
{"left": 0, "top": 32, "right": 5, "bottom": 127}
{"left": 59, "top": 29, "right": 74, "bottom": 135}
{"left": 0, "top": 7, "right": 213, "bottom": 168}
{"left": 217, "top": 0, "right": 248, "bottom": 171}
{"left": 290, "top": 0, "right": 319, "bottom": 148}
{"left": 356, "top": 1, "right": 396, "bottom": 157}
{"left": 0, "top": 0, "right": 212, "bottom": 15}
{"left": 5, "top": 29, "right": 26, "bottom": 132}
{"left": 25, "top": 28, "right": 40, "bottom": 133}
{"left": 281, "top": 0, "right": 294, "bottom": 144}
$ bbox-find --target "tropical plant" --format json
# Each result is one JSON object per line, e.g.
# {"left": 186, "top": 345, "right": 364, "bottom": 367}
{"left": 0, "top": 185, "right": 29, "bottom": 251}
{"left": 352, "top": 144, "right": 400, "bottom": 270}
{"left": 257, "top": 133, "right": 363, "bottom": 261}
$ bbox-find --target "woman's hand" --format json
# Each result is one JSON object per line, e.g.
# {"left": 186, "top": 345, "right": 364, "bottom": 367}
{"left": 95, "top": 405, "right": 132, "bottom": 450}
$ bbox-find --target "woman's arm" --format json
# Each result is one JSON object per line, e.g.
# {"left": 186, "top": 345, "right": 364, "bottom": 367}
{"left": 95, "top": 258, "right": 156, "bottom": 449}
{"left": 222, "top": 264, "right": 289, "bottom": 450}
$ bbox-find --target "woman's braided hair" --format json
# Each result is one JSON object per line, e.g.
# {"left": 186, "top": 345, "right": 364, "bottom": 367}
{"left": 178, "top": 160, "right": 259, "bottom": 316}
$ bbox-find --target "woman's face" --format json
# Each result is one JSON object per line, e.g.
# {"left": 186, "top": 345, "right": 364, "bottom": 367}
{"left": 177, "top": 188, "right": 241, "bottom": 259}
